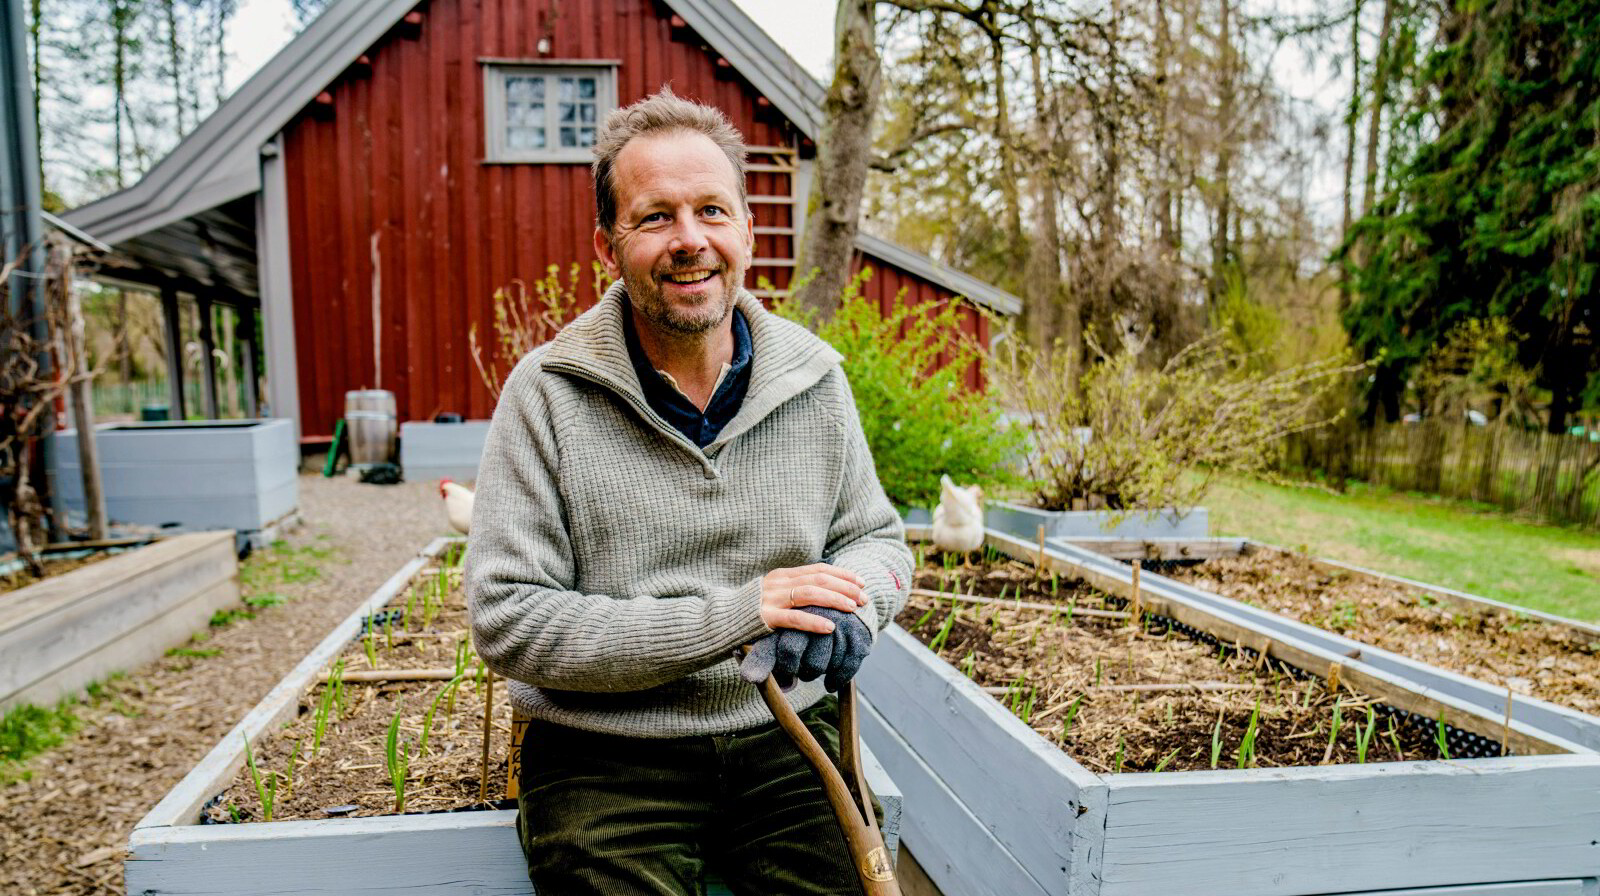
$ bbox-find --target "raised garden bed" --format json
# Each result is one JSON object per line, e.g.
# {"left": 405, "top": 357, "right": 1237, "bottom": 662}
{"left": 1053, "top": 536, "right": 1600, "bottom": 753}
{"left": 52, "top": 418, "right": 298, "bottom": 534}
{"left": 854, "top": 525, "right": 1600, "bottom": 896}
{"left": 0, "top": 532, "right": 238, "bottom": 711}
{"left": 399, "top": 420, "right": 491, "bottom": 482}
{"left": 127, "top": 536, "right": 902, "bottom": 895}
{"left": 986, "top": 499, "right": 1208, "bottom": 540}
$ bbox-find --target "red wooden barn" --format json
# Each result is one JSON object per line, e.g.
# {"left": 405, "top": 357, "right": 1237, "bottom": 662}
{"left": 65, "top": 0, "right": 1020, "bottom": 443}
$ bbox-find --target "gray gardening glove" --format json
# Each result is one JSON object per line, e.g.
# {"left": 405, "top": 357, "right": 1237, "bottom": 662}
{"left": 740, "top": 608, "right": 873, "bottom": 693}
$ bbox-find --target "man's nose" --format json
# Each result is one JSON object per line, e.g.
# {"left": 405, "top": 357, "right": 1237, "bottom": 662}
{"left": 667, "top": 216, "right": 710, "bottom": 255}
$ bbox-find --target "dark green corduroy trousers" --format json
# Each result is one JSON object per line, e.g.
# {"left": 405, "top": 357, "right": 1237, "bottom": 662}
{"left": 516, "top": 695, "right": 870, "bottom": 896}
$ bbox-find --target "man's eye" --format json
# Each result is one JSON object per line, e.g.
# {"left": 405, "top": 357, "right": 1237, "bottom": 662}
{"left": 640, "top": 212, "right": 667, "bottom": 225}
{"left": 702, "top": 206, "right": 725, "bottom": 218}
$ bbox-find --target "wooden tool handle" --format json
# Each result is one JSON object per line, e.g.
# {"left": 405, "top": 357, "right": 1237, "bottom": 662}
{"left": 754, "top": 676, "right": 901, "bottom": 895}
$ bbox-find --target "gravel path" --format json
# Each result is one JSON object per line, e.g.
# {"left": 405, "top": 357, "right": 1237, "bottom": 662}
{"left": 0, "top": 473, "right": 452, "bottom": 895}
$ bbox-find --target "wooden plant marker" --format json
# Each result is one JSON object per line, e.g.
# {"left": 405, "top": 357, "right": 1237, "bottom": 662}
{"left": 480, "top": 673, "right": 494, "bottom": 803}
{"left": 1035, "top": 524, "right": 1047, "bottom": 578}
{"left": 1327, "top": 661, "right": 1343, "bottom": 696}
{"left": 507, "top": 709, "right": 530, "bottom": 798}
{"left": 1502, "top": 683, "right": 1515, "bottom": 757}
{"left": 1129, "top": 560, "right": 1143, "bottom": 628}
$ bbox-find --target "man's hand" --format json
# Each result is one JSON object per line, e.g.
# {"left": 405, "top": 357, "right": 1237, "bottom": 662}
{"left": 759, "top": 563, "right": 865, "bottom": 634}
{"left": 739, "top": 609, "right": 873, "bottom": 692}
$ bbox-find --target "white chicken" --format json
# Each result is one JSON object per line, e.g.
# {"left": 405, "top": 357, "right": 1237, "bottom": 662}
{"left": 932, "top": 475, "right": 984, "bottom": 560}
{"left": 439, "top": 479, "right": 474, "bottom": 536}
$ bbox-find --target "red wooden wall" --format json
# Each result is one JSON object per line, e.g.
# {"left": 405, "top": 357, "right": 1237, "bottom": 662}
{"left": 282, "top": 0, "right": 988, "bottom": 438}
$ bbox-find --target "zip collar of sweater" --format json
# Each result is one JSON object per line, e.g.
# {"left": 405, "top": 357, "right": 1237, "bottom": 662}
{"left": 539, "top": 279, "right": 843, "bottom": 456}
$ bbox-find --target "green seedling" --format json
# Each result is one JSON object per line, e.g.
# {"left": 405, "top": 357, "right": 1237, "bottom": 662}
{"left": 1165, "top": 702, "right": 1175, "bottom": 725}
{"left": 364, "top": 624, "right": 378, "bottom": 669}
{"left": 312, "top": 685, "right": 334, "bottom": 755}
{"left": 1356, "top": 705, "right": 1377, "bottom": 764}
{"left": 1388, "top": 720, "right": 1404, "bottom": 759}
{"left": 420, "top": 680, "right": 459, "bottom": 754}
{"left": 1153, "top": 748, "right": 1180, "bottom": 773}
{"left": 165, "top": 646, "right": 222, "bottom": 659}
{"left": 384, "top": 614, "right": 394, "bottom": 651}
{"left": 1064, "top": 600, "right": 1075, "bottom": 624}
{"left": 243, "top": 592, "right": 288, "bottom": 610}
{"left": 1236, "top": 699, "right": 1261, "bottom": 769}
{"left": 329, "top": 657, "right": 347, "bottom": 717}
{"left": 910, "top": 605, "right": 936, "bottom": 632}
{"left": 997, "top": 584, "right": 1009, "bottom": 602}
{"left": 928, "top": 608, "right": 959, "bottom": 653}
{"left": 282, "top": 739, "right": 301, "bottom": 801}
{"left": 1050, "top": 572, "right": 1059, "bottom": 596}
{"left": 386, "top": 707, "right": 411, "bottom": 814}
{"left": 228, "top": 803, "right": 242, "bottom": 824}
{"left": 1113, "top": 736, "right": 1125, "bottom": 773}
{"left": 1210, "top": 711, "right": 1224, "bottom": 769}
{"left": 1059, "top": 695, "right": 1084, "bottom": 742}
{"left": 914, "top": 546, "right": 924, "bottom": 568}
{"left": 243, "top": 734, "right": 277, "bottom": 822}
{"left": 1327, "top": 698, "right": 1344, "bottom": 757}
{"left": 403, "top": 586, "right": 418, "bottom": 632}
{"left": 1092, "top": 657, "right": 1102, "bottom": 686}
{"left": 1434, "top": 717, "right": 1451, "bottom": 759}
{"left": 960, "top": 651, "right": 976, "bottom": 678}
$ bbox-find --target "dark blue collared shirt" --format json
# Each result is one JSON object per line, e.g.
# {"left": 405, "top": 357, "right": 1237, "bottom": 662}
{"left": 623, "top": 305, "right": 753, "bottom": 449}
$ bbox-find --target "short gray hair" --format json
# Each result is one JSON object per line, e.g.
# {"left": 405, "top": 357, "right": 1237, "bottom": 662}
{"left": 592, "top": 87, "right": 748, "bottom": 235}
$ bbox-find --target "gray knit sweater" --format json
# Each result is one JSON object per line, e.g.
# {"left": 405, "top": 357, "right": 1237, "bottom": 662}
{"left": 465, "top": 283, "right": 912, "bottom": 737}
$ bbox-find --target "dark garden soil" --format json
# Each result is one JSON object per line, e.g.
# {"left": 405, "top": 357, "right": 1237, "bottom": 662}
{"left": 205, "top": 549, "right": 515, "bottom": 823}
{"left": 1160, "top": 549, "right": 1600, "bottom": 717}
{"left": 898, "top": 547, "right": 1443, "bottom": 775}
{"left": 0, "top": 475, "right": 451, "bottom": 896}
{"left": 0, "top": 552, "right": 116, "bottom": 596}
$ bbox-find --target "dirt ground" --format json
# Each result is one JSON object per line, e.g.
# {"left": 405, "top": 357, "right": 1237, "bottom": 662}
{"left": 901, "top": 548, "right": 1444, "bottom": 774}
{"left": 0, "top": 473, "right": 451, "bottom": 896}
{"left": 1, "top": 552, "right": 118, "bottom": 595}
{"left": 1162, "top": 549, "right": 1600, "bottom": 717}
{"left": 205, "top": 550, "right": 516, "bottom": 823}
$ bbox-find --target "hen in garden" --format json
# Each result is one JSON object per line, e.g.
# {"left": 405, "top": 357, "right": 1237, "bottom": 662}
{"left": 439, "top": 479, "right": 474, "bottom": 536}
{"left": 932, "top": 475, "right": 984, "bottom": 562}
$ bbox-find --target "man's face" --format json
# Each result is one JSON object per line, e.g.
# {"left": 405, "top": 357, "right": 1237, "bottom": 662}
{"left": 594, "top": 131, "right": 754, "bottom": 336}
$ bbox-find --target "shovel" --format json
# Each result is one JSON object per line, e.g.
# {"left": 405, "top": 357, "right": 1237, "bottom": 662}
{"left": 750, "top": 672, "right": 902, "bottom": 895}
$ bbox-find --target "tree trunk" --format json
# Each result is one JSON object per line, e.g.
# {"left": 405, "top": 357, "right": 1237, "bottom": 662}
{"left": 986, "top": 4, "right": 1023, "bottom": 248}
{"left": 793, "top": 0, "right": 881, "bottom": 320}
{"left": 1339, "top": 0, "right": 1363, "bottom": 311}
{"left": 59, "top": 243, "right": 108, "bottom": 539}
{"left": 1208, "top": 0, "right": 1235, "bottom": 309}
{"left": 1022, "top": 3, "right": 1063, "bottom": 359}
{"left": 165, "top": 0, "right": 184, "bottom": 135}
{"left": 1361, "top": 0, "right": 1394, "bottom": 217}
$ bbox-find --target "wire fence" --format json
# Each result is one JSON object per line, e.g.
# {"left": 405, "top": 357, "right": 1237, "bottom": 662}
{"left": 1282, "top": 419, "right": 1600, "bottom": 529}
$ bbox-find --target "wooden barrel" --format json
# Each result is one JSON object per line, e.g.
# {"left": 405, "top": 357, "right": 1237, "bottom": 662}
{"left": 344, "top": 389, "right": 396, "bottom": 464}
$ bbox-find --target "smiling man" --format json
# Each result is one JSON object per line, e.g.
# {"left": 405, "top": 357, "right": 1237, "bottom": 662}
{"left": 465, "top": 89, "right": 911, "bottom": 894}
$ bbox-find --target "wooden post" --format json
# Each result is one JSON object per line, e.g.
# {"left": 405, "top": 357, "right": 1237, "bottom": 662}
{"left": 1035, "top": 523, "right": 1046, "bottom": 577}
{"left": 159, "top": 282, "right": 186, "bottom": 421}
{"left": 58, "top": 241, "right": 107, "bottom": 539}
{"left": 237, "top": 301, "right": 260, "bottom": 418}
{"left": 196, "top": 292, "right": 219, "bottom": 419}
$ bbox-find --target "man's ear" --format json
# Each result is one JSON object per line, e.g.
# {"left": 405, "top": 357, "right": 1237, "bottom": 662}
{"left": 593, "top": 226, "right": 622, "bottom": 280}
{"left": 743, "top": 211, "right": 755, "bottom": 264}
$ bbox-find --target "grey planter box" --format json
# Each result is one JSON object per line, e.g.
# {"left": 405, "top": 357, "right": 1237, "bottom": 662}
{"left": 0, "top": 532, "right": 238, "bottom": 711}
{"left": 52, "top": 418, "right": 298, "bottom": 532}
{"left": 987, "top": 499, "right": 1208, "bottom": 540}
{"left": 400, "top": 420, "right": 491, "bottom": 482}
{"left": 126, "top": 536, "right": 903, "bottom": 896}
{"left": 1055, "top": 537, "right": 1600, "bottom": 753}
{"left": 862, "top": 525, "right": 1600, "bottom": 896}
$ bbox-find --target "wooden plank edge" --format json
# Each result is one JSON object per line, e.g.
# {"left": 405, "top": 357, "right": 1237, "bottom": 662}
{"left": 982, "top": 529, "right": 1587, "bottom": 757}
{"left": 131, "top": 536, "right": 455, "bottom": 831}
{"left": 857, "top": 697, "right": 1055, "bottom": 896}
{"left": 1052, "top": 536, "right": 1248, "bottom": 562}
{"left": 1055, "top": 540, "right": 1600, "bottom": 750}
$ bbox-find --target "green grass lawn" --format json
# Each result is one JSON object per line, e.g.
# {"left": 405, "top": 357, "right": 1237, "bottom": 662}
{"left": 1201, "top": 474, "right": 1600, "bottom": 623}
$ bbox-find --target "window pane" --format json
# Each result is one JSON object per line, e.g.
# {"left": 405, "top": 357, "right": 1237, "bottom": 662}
{"left": 578, "top": 78, "right": 596, "bottom": 100}
{"left": 508, "top": 126, "right": 546, "bottom": 150}
{"left": 560, "top": 126, "right": 577, "bottom": 146}
{"left": 559, "top": 77, "right": 576, "bottom": 102}
{"left": 579, "top": 103, "right": 596, "bottom": 124}
{"left": 560, "top": 104, "right": 576, "bottom": 123}
{"left": 577, "top": 127, "right": 596, "bottom": 147}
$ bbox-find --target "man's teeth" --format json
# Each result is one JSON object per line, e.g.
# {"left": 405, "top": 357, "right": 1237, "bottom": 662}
{"left": 666, "top": 271, "right": 714, "bottom": 283}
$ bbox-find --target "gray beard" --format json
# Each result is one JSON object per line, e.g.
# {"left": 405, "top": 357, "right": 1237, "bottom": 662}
{"left": 623, "top": 271, "right": 736, "bottom": 336}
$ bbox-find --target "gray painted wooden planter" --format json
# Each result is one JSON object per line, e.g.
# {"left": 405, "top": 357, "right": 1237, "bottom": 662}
{"left": 858, "top": 526, "right": 1600, "bottom": 896}
{"left": 400, "top": 420, "right": 491, "bottom": 482}
{"left": 1052, "top": 537, "right": 1600, "bottom": 754}
{"left": 126, "top": 536, "right": 903, "bottom": 896}
{"left": 986, "top": 499, "right": 1208, "bottom": 540}
{"left": 0, "top": 532, "right": 238, "bottom": 711}
{"left": 51, "top": 418, "right": 298, "bottom": 533}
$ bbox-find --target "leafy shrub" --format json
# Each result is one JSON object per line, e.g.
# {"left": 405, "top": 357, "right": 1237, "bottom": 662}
{"left": 776, "top": 270, "right": 1024, "bottom": 510}
{"left": 469, "top": 263, "right": 609, "bottom": 401}
{"left": 994, "top": 329, "right": 1360, "bottom": 515}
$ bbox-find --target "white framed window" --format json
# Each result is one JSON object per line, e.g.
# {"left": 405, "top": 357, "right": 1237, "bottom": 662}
{"left": 483, "top": 63, "right": 617, "bottom": 163}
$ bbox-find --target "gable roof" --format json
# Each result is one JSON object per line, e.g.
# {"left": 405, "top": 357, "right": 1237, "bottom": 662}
{"left": 63, "top": 0, "right": 1020, "bottom": 314}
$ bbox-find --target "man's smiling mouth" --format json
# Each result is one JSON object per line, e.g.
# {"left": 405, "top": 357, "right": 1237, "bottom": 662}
{"left": 664, "top": 270, "right": 716, "bottom": 284}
